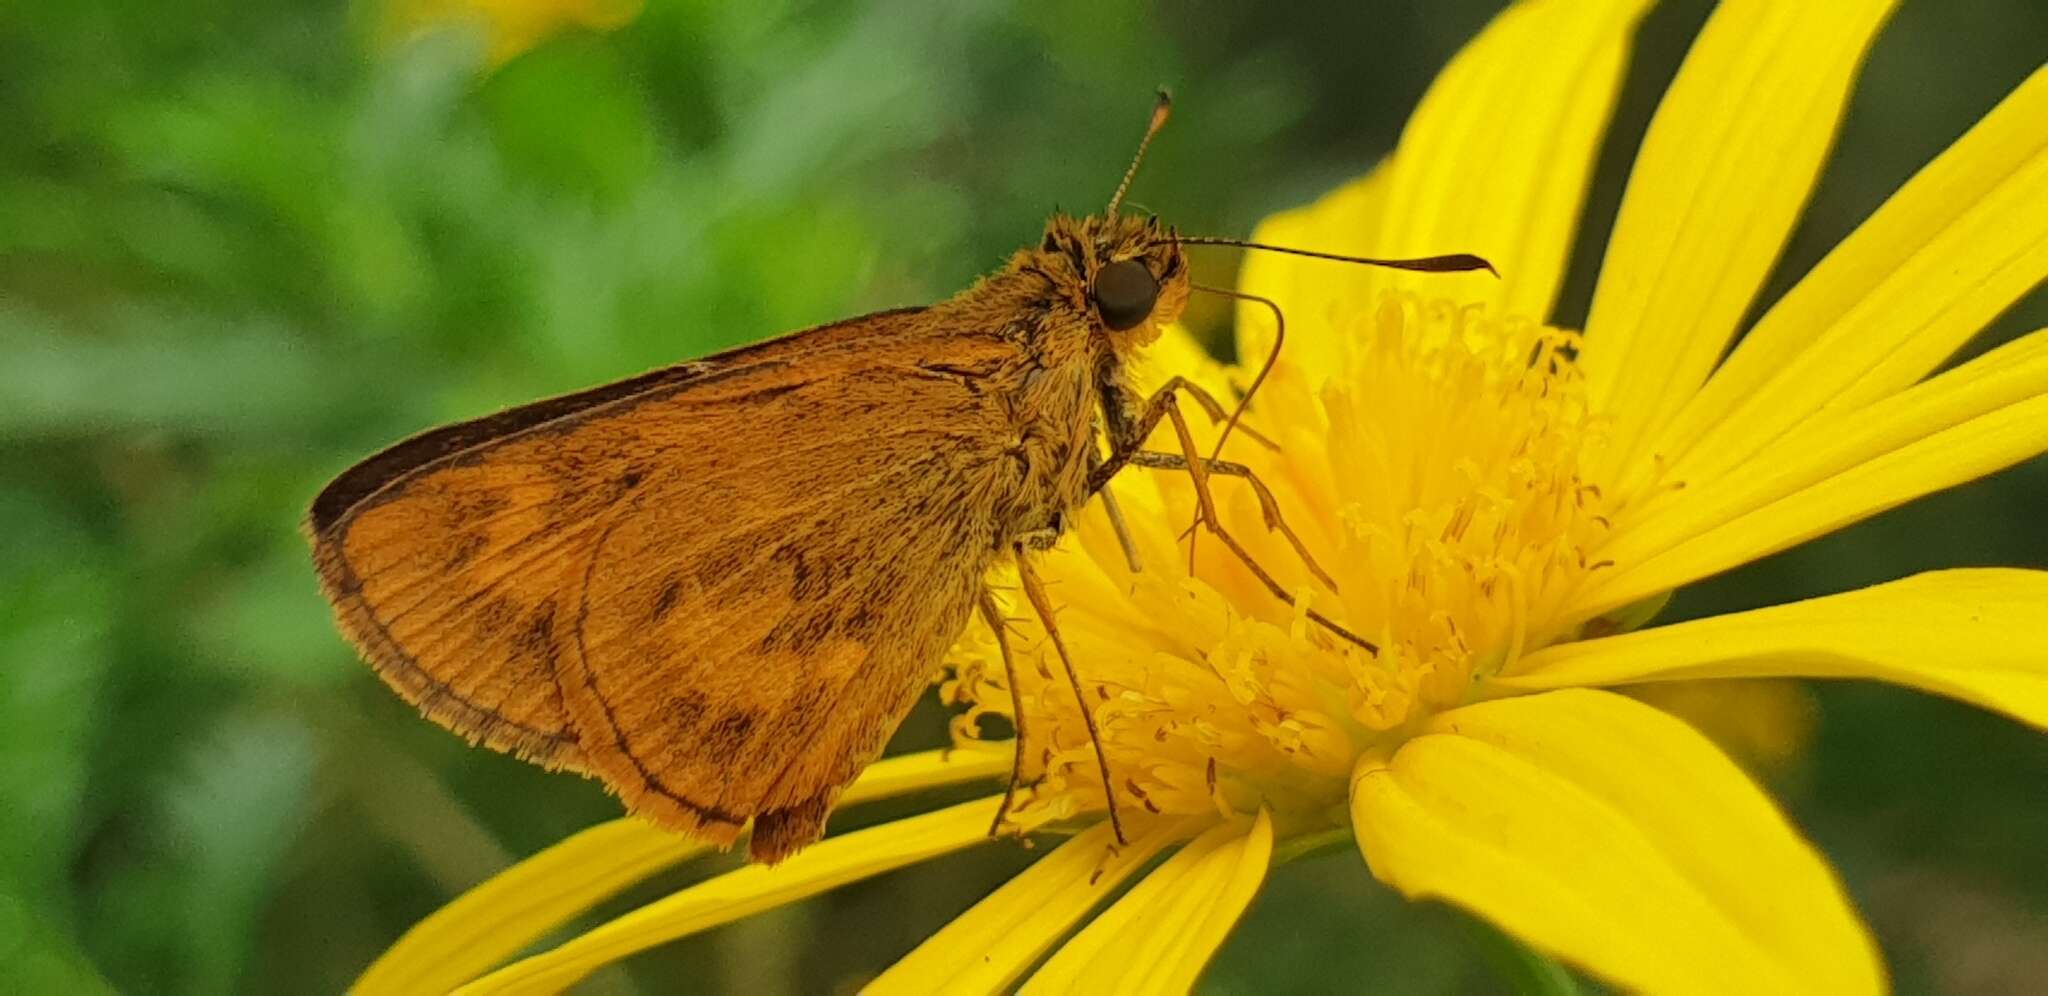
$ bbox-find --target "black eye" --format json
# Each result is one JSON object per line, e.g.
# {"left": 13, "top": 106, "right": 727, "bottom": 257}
{"left": 1092, "top": 259, "right": 1159, "bottom": 331}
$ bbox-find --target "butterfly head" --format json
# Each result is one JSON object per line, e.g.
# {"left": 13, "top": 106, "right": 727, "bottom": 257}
{"left": 1037, "top": 212, "right": 1190, "bottom": 356}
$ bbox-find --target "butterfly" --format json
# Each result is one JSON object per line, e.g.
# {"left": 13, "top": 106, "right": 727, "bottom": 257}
{"left": 307, "top": 93, "right": 1489, "bottom": 861}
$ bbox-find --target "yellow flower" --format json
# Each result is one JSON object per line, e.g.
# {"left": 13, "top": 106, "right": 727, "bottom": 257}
{"left": 379, "top": 0, "right": 641, "bottom": 66}
{"left": 358, "top": 1, "right": 2048, "bottom": 993}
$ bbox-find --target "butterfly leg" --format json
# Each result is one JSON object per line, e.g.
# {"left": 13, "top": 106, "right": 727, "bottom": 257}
{"left": 1153, "top": 378, "right": 1279, "bottom": 451}
{"left": 1090, "top": 376, "right": 1253, "bottom": 488}
{"left": 1091, "top": 375, "right": 1289, "bottom": 576}
{"left": 1087, "top": 382, "right": 1263, "bottom": 576}
{"left": 1014, "top": 548, "right": 1130, "bottom": 846}
{"left": 1123, "top": 451, "right": 1335, "bottom": 590}
{"left": 1085, "top": 439, "right": 1147, "bottom": 573}
{"left": 1091, "top": 380, "right": 1379, "bottom": 655}
{"left": 1122, "top": 450, "right": 1376, "bottom": 654}
{"left": 1091, "top": 378, "right": 1296, "bottom": 564}
{"left": 978, "top": 589, "right": 1034, "bottom": 838}
{"left": 1154, "top": 404, "right": 1381, "bottom": 656}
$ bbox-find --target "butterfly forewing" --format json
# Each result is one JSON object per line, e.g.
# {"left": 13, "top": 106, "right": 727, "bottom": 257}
{"left": 311, "top": 308, "right": 1023, "bottom": 859}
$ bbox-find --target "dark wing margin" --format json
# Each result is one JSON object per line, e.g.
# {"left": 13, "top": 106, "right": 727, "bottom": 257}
{"left": 309, "top": 363, "right": 715, "bottom": 535}
{"left": 312, "top": 537, "right": 590, "bottom": 769}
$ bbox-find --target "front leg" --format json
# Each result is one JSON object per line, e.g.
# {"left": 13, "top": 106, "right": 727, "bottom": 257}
{"left": 1124, "top": 450, "right": 1336, "bottom": 592}
{"left": 1090, "top": 378, "right": 1273, "bottom": 494}
{"left": 1091, "top": 379, "right": 1379, "bottom": 655}
{"left": 1136, "top": 450, "right": 1379, "bottom": 654}
{"left": 1094, "top": 379, "right": 1222, "bottom": 539}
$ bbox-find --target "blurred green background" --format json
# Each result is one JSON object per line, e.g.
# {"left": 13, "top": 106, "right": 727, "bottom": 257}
{"left": 3, "top": 0, "right": 2044, "bottom": 992}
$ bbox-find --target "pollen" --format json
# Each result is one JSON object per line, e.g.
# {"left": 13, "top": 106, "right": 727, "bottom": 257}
{"left": 944, "top": 292, "right": 1615, "bottom": 837}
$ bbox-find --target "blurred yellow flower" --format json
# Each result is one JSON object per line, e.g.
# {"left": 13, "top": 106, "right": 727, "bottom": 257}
{"left": 358, "top": 1, "right": 2048, "bottom": 993}
{"left": 381, "top": 0, "right": 641, "bottom": 66}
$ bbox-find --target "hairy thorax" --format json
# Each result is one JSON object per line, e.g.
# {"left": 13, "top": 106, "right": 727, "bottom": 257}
{"left": 934, "top": 212, "right": 1192, "bottom": 550}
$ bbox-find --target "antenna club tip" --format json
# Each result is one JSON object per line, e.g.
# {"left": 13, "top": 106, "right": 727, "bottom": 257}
{"left": 1150, "top": 89, "right": 1172, "bottom": 125}
{"left": 1444, "top": 252, "right": 1502, "bottom": 278}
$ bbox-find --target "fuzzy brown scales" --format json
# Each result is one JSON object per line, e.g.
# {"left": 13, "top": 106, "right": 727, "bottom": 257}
{"left": 308, "top": 211, "right": 1193, "bottom": 861}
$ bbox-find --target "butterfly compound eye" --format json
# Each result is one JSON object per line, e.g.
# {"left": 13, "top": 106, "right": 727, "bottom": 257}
{"left": 1092, "top": 259, "right": 1160, "bottom": 331}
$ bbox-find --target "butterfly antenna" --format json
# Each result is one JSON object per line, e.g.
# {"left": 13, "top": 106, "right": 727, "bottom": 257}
{"left": 1176, "top": 236, "right": 1498, "bottom": 277}
{"left": 1171, "top": 237, "right": 1492, "bottom": 457}
{"left": 1107, "top": 90, "right": 1172, "bottom": 221}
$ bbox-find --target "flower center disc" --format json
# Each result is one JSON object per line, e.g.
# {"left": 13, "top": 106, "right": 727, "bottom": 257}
{"left": 946, "top": 292, "right": 1612, "bottom": 836}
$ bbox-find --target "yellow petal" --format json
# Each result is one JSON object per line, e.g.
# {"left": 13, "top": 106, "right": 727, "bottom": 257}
{"left": 358, "top": 747, "right": 1007, "bottom": 995}
{"left": 1582, "top": 1, "right": 1898, "bottom": 478}
{"left": 456, "top": 796, "right": 1003, "bottom": 995}
{"left": 1581, "top": 327, "right": 2048, "bottom": 612}
{"left": 1579, "top": 335, "right": 2048, "bottom": 615}
{"left": 1644, "top": 66, "right": 2048, "bottom": 493}
{"left": 1352, "top": 689, "right": 1881, "bottom": 995}
{"left": 839, "top": 745, "right": 1012, "bottom": 802}
{"left": 1375, "top": 0, "right": 1655, "bottom": 320}
{"left": 867, "top": 818, "right": 1198, "bottom": 995}
{"left": 1020, "top": 810, "right": 1274, "bottom": 996}
{"left": 355, "top": 819, "right": 706, "bottom": 996}
{"left": 1503, "top": 570, "right": 2048, "bottom": 730}
{"left": 1237, "top": 167, "right": 1389, "bottom": 378}
{"left": 1237, "top": 0, "right": 1651, "bottom": 361}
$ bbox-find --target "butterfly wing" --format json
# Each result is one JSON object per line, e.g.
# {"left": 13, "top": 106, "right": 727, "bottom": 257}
{"left": 310, "top": 309, "right": 1022, "bottom": 859}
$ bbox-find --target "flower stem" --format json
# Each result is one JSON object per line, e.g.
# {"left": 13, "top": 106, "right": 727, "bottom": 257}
{"left": 1269, "top": 827, "right": 1353, "bottom": 865}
